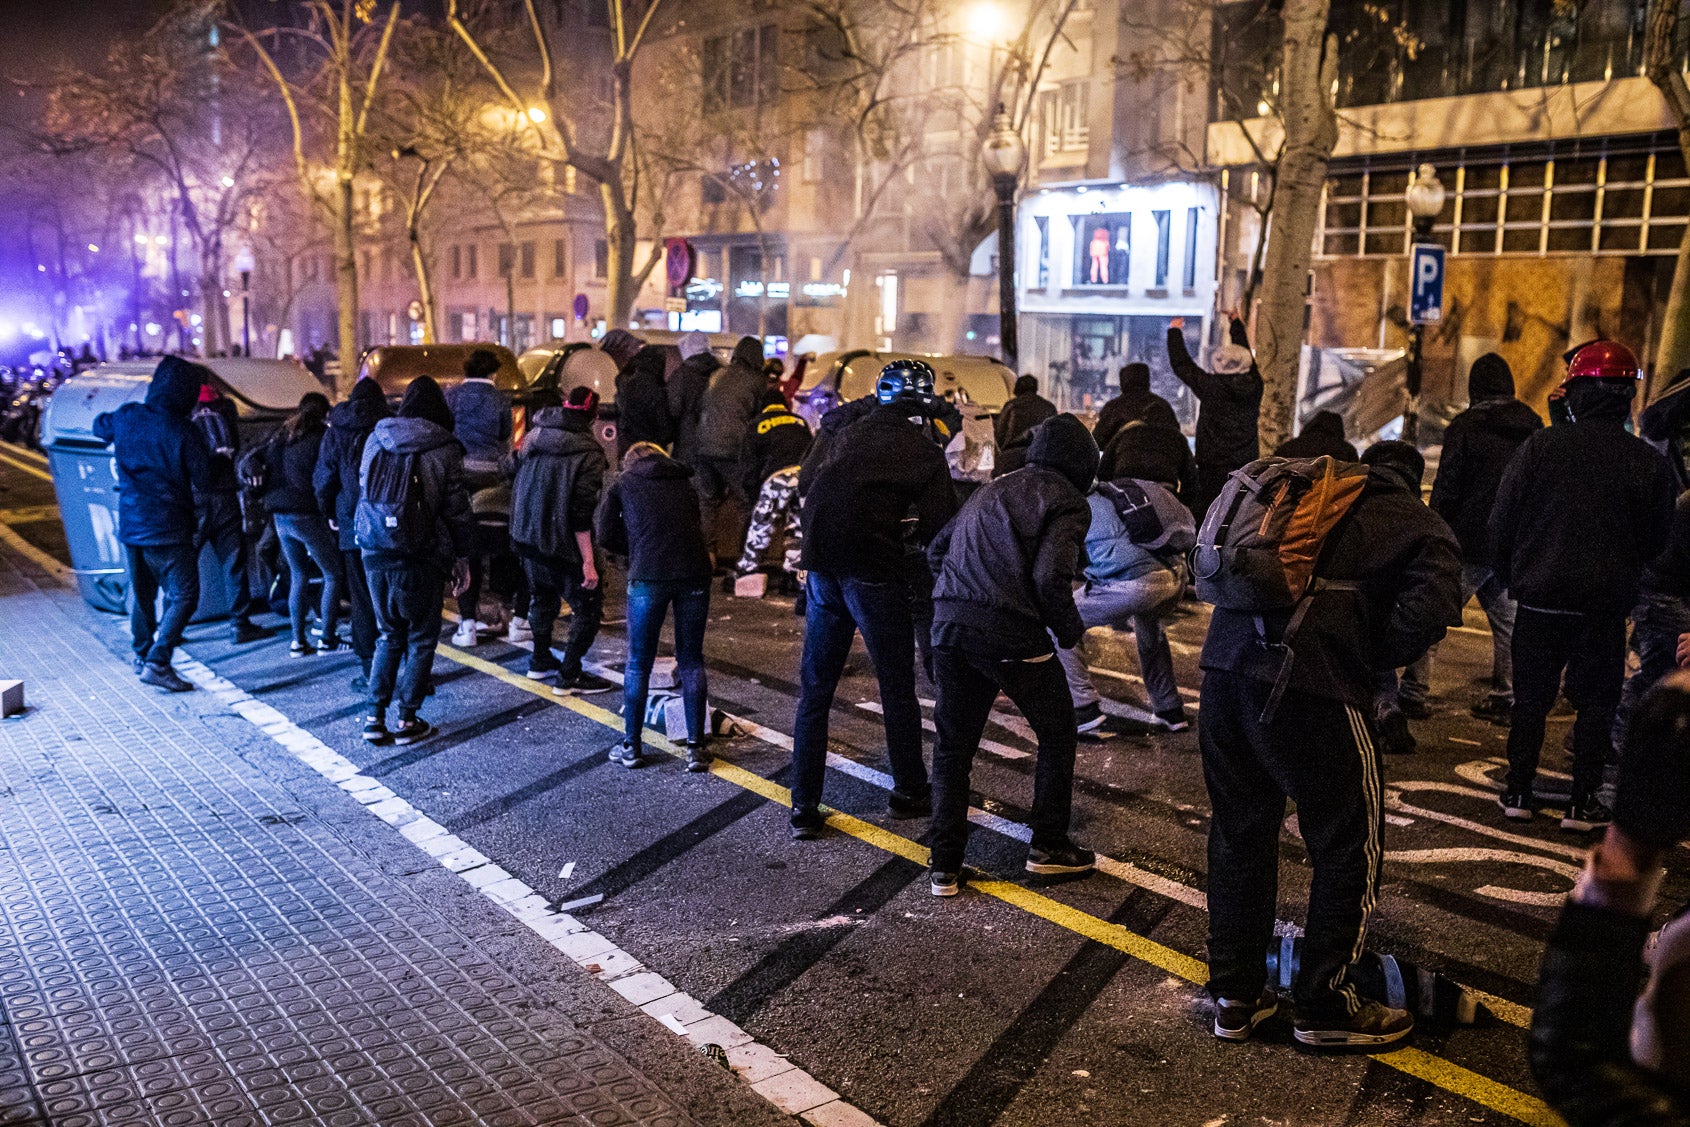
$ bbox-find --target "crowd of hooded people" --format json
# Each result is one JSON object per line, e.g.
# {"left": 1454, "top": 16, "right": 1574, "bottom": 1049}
{"left": 90, "top": 318, "right": 1690, "bottom": 1120}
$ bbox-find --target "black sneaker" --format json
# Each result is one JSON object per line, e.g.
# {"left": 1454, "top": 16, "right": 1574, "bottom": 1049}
{"left": 790, "top": 809, "right": 824, "bottom": 840}
{"left": 1074, "top": 702, "right": 1107, "bottom": 734}
{"left": 685, "top": 741, "right": 712, "bottom": 773}
{"left": 1293, "top": 1000, "right": 1414, "bottom": 1048}
{"left": 1025, "top": 841, "right": 1096, "bottom": 876}
{"left": 1560, "top": 796, "right": 1613, "bottom": 833}
{"left": 1399, "top": 699, "right": 1432, "bottom": 720}
{"left": 1213, "top": 995, "right": 1279, "bottom": 1041}
{"left": 1470, "top": 696, "right": 1512, "bottom": 726}
{"left": 1377, "top": 711, "right": 1417, "bottom": 756}
{"left": 1153, "top": 706, "right": 1191, "bottom": 732}
{"left": 389, "top": 718, "right": 433, "bottom": 746}
{"left": 886, "top": 787, "right": 931, "bottom": 819}
{"left": 230, "top": 620, "right": 268, "bottom": 644}
{"left": 139, "top": 664, "right": 193, "bottom": 693}
{"left": 930, "top": 869, "right": 960, "bottom": 897}
{"left": 362, "top": 716, "right": 391, "bottom": 744}
{"left": 555, "top": 670, "right": 617, "bottom": 695}
{"left": 608, "top": 741, "right": 645, "bottom": 769}
{"left": 1498, "top": 792, "right": 1536, "bottom": 820}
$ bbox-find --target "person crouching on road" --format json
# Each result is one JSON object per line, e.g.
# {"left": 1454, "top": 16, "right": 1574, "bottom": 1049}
{"left": 596, "top": 442, "right": 713, "bottom": 772}
{"left": 1198, "top": 439, "right": 1461, "bottom": 1049}
{"left": 788, "top": 361, "right": 959, "bottom": 840}
{"left": 509, "top": 387, "right": 615, "bottom": 696}
{"left": 927, "top": 414, "right": 1101, "bottom": 897}
{"left": 734, "top": 388, "right": 812, "bottom": 590}
{"left": 192, "top": 381, "right": 264, "bottom": 644}
{"left": 355, "top": 377, "right": 475, "bottom": 748}
{"left": 314, "top": 376, "right": 391, "bottom": 690}
{"left": 93, "top": 355, "right": 214, "bottom": 693}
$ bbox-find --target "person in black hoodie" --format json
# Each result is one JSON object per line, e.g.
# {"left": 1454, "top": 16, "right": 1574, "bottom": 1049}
{"left": 508, "top": 387, "right": 613, "bottom": 694}
{"left": 93, "top": 355, "right": 214, "bottom": 692}
{"left": 1274, "top": 410, "right": 1359, "bottom": 461}
{"left": 244, "top": 392, "right": 342, "bottom": 657}
{"left": 1168, "top": 315, "right": 1262, "bottom": 518}
{"left": 1093, "top": 362, "right": 1177, "bottom": 451}
{"left": 994, "top": 374, "right": 1057, "bottom": 450}
{"left": 668, "top": 330, "right": 720, "bottom": 470}
{"left": 191, "top": 381, "right": 264, "bottom": 644}
{"left": 1490, "top": 341, "right": 1677, "bottom": 830}
{"left": 1417, "top": 353, "right": 1542, "bottom": 722}
{"left": 734, "top": 389, "right": 812, "bottom": 583}
{"left": 1199, "top": 438, "right": 1462, "bottom": 1048}
{"left": 1098, "top": 418, "right": 1198, "bottom": 510}
{"left": 927, "top": 414, "right": 1100, "bottom": 895}
{"left": 313, "top": 376, "right": 391, "bottom": 687}
{"left": 613, "top": 343, "right": 672, "bottom": 457}
{"left": 789, "top": 362, "right": 958, "bottom": 839}
{"left": 696, "top": 336, "right": 767, "bottom": 563}
{"left": 596, "top": 442, "right": 714, "bottom": 772}
{"left": 356, "top": 377, "right": 475, "bottom": 747}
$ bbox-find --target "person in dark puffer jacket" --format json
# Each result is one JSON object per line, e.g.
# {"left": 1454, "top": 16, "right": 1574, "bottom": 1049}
{"left": 1489, "top": 341, "right": 1676, "bottom": 829}
{"left": 695, "top": 336, "right": 768, "bottom": 562}
{"left": 1274, "top": 410, "right": 1359, "bottom": 462}
{"left": 357, "top": 377, "right": 476, "bottom": 747}
{"left": 245, "top": 392, "right": 344, "bottom": 656}
{"left": 668, "top": 331, "right": 721, "bottom": 470}
{"left": 508, "top": 388, "right": 612, "bottom": 694}
{"left": 313, "top": 377, "right": 391, "bottom": 685}
{"left": 1098, "top": 419, "right": 1198, "bottom": 510}
{"left": 1093, "top": 362, "right": 1178, "bottom": 452}
{"left": 444, "top": 348, "right": 512, "bottom": 477}
{"left": 614, "top": 344, "right": 673, "bottom": 456}
{"left": 93, "top": 354, "right": 215, "bottom": 692}
{"left": 926, "top": 414, "right": 1099, "bottom": 894}
{"left": 596, "top": 442, "right": 714, "bottom": 772}
{"left": 994, "top": 374, "right": 1057, "bottom": 450}
{"left": 1412, "top": 352, "right": 1542, "bottom": 722}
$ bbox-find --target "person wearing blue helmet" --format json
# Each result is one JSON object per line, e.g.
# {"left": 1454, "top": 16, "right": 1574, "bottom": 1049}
{"left": 788, "top": 359, "right": 959, "bottom": 840}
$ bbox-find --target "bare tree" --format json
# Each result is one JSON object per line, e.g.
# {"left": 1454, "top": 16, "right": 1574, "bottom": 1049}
{"left": 1254, "top": 0, "right": 1337, "bottom": 451}
{"left": 236, "top": 0, "right": 402, "bottom": 392}
{"left": 448, "top": 0, "right": 670, "bottom": 329}
{"left": 1647, "top": 0, "right": 1690, "bottom": 396}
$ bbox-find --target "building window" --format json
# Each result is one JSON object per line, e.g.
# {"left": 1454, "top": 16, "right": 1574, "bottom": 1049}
{"left": 594, "top": 239, "right": 609, "bottom": 278}
{"left": 450, "top": 245, "right": 462, "bottom": 280}
{"left": 553, "top": 238, "right": 567, "bottom": 278}
{"left": 1037, "top": 79, "right": 1090, "bottom": 159}
{"left": 519, "top": 241, "right": 536, "bottom": 279}
{"left": 703, "top": 24, "right": 778, "bottom": 114}
{"left": 1074, "top": 214, "right": 1130, "bottom": 286}
{"left": 498, "top": 242, "right": 515, "bottom": 278}
{"left": 1313, "top": 134, "right": 1690, "bottom": 261}
{"left": 466, "top": 244, "right": 478, "bottom": 280}
{"left": 1152, "top": 210, "right": 1171, "bottom": 288}
{"left": 702, "top": 173, "right": 727, "bottom": 205}
{"left": 1183, "top": 206, "right": 1200, "bottom": 289}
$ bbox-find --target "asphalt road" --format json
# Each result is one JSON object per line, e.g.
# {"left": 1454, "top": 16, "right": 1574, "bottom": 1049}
{"left": 6, "top": 439, "right": 1684, "bottom": 1127}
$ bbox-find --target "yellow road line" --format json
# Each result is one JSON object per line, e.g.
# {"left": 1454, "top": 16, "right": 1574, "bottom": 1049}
{"left": 433, "top": 641, "right": 1562, "bottom": 1126}
{"left": 0, "top": 450, "right": 52, "bottom": 483}
{"left": 0, "top": 440, "right": 48, "bottom": 466}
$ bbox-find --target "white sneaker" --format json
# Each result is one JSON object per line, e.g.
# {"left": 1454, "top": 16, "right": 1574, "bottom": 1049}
{"left": 451, "top": 620, "right": 481, "bottom": 647}
{"left": 505, "top": 617, "right": 533, "bottom": 644}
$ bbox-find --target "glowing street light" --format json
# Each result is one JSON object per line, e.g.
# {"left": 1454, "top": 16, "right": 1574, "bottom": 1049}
{"left": 221, "top": 176, "right": 235, "bottom": 188}
{"left": 153, "top": 235, "right": 168, "bottom": 246}
{"left": 968, "top": 1, "right": 1008, "bottom": 41}
{"left": 526, "top": 106, "right": 547, "bottom": 123}
{"left": 87, "top": 243, "right": 99, "bottom": 253}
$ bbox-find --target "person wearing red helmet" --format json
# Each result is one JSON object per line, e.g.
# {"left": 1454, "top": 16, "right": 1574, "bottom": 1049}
{"left": 1488, "top": 340, "right": 1677, "bottom": 831}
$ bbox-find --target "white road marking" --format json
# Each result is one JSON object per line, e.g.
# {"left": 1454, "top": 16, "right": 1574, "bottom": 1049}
{"left": 171, "top": 652, "right": 886, "bottom": 1127}
{"left": 1383, "top": 847, "right": 1581, "bottom": 907}
{"left": 855, "top": 699, "right": 1032, "bottom": 759}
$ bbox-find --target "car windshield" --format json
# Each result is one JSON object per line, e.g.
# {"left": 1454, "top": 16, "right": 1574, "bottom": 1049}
{"left": 517, "top": 350, "right": 553, "bottom": 383}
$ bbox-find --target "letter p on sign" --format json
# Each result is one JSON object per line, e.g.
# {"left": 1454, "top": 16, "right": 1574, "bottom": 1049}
{"left": 1409, "top": 244, "right": 1445, "bottom": 326}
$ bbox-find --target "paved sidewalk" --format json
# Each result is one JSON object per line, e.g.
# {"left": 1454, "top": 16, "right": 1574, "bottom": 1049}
{"left": 0, "top": 549, "right": 782, "bottom": 1126}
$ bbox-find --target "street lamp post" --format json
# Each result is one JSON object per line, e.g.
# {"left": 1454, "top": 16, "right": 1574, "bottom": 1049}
{"left": 1403, "top": 163, "right": 1446, "bottom": 446}
{"left": 234, "top": 246, "right": 255, "bottom": 357}
{"left": 982, "top": 105, "right": 1026, "bottom": 373}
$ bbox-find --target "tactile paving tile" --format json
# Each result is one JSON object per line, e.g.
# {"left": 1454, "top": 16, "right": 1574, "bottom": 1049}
{"left": 0, "top": 556, "right": 694, "bottom": 1127}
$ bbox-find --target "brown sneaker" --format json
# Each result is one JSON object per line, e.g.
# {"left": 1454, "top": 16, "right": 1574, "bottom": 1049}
{"left": 1212, "top": 995, "right": 1278, "bottom": 1041}
{"left": 1293, "top": 1000, "right": 1413, "bottom": 1048}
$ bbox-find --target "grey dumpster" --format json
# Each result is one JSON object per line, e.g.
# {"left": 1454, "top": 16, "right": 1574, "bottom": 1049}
{"left": 41, "top": 358, "right": 325, "bottom": 616}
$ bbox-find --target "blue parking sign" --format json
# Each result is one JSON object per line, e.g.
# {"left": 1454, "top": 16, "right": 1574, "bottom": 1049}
{"left": 1409, "top": 243, "right": 1445, "bottom": 326}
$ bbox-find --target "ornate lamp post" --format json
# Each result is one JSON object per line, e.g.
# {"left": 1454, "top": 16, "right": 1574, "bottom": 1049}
{"left": 982, "top": 105, "right": 1026, "bottom": 372}
{"left": 1403, "top": 163, "right": 1446, "bottom": 445}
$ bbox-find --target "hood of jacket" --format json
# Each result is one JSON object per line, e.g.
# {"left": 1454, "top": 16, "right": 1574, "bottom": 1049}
{"left": 678, "top": 330, "right": 710, "bottom": 360}
{"left": 1212, "top": 343, "right": 1254, "bottom": 376}
{"left": 730, "top": 335, "right": 764, "bottom": 372}
{"left": 1027, "top": 413, "right": 1100, "bottom": 493}
{"left": 1467, "top": 396, "right": 1542, "bottom": 438}
{"left": 1118, "top": 362, "right": 1151, "bottom": 395}
{"left": 370, "top": 415, "right": 460, "bottom": 456}
{"left": 600, "top": 329, "right": 644, "bottom": 369}
{"left": 622, "top": 448, "right": 694, "bottom": 483}
{"left": 148, "top": 355, "right": 213, "bottom": 417}
{"left": 523, "top": 407, "right": 600, "bottom": 456}
{"left": 620, "top": 345, "right": 669, "bottom": 386}
{"left": 1566, "top": 378, "right": 1639, "bottom": 423}
{"left": 1361, "top": 439, "right": 1425, "bottom": 492}
{"left": 1468, "top": 352, "right": 1515, "bottom": 400}
{"left": 1300, "top": 410, "right": 1347, "bottom": 442}
{"left": 329, "top": 379, "right": 391, "bottom": 430}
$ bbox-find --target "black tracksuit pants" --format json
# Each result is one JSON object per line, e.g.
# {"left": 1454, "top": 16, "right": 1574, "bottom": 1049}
{"left": 341, "top": 549, "right": 378, "bottom": 674}
{"left": 1199, "top": 670, "right": 1383, "bottom": 1019}
{"left": 930, "top": 644, "right": 1077, "bottom": 873}
{"left": 522, "top": 555, "right": 603, "bottom": 676}
{"left": 1505, "top": 606, "right": 1627, "bottom": 800}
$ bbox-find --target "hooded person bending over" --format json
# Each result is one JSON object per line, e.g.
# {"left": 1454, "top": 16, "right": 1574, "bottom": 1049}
{"left": 1275, "top": 410, "right": 1359, "bottom": 462}
{"left": 94, "top": 355, "right": 215, "bottom": 692}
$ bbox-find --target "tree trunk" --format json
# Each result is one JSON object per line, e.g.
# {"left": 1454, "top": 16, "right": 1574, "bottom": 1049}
{"left": 1255, "top": 2, "right": 1337, "bottom": 452}
{"left": 333, "top": 176, "right": 358, "bottom": 395}
{"left": 603, "top": 182, "right": 639, "bottom": 331}
{"left": 409, "top": 230, "right": 437, "bottom": 344}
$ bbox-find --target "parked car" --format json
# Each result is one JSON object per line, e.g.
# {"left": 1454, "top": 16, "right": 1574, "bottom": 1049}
{"left": 792, "top": 350, "right": 1016, "bottom": 429}
{"left": 356, "top": 343, "right": 525, "bottom": 401}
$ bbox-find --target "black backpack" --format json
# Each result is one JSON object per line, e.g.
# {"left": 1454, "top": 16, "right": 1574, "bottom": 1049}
{"left": 355, "top": 448, "right": 431, "bottom": 554}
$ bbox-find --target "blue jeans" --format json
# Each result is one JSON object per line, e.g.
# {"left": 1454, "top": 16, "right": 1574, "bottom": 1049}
{"left": 624, "top": 579, "right": 710, "bottom": 751}
{"left": 274, "top": 512, "right": 344, "bottom": 646}
{"left": 1615, "top": 591, "right": 1690, "bottom": 751}
{"left": 1400, "top": 564, "right": 1516, "bottom": 706}
{"left": 790, "top": 572, "right": 928, "bottom": 816}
